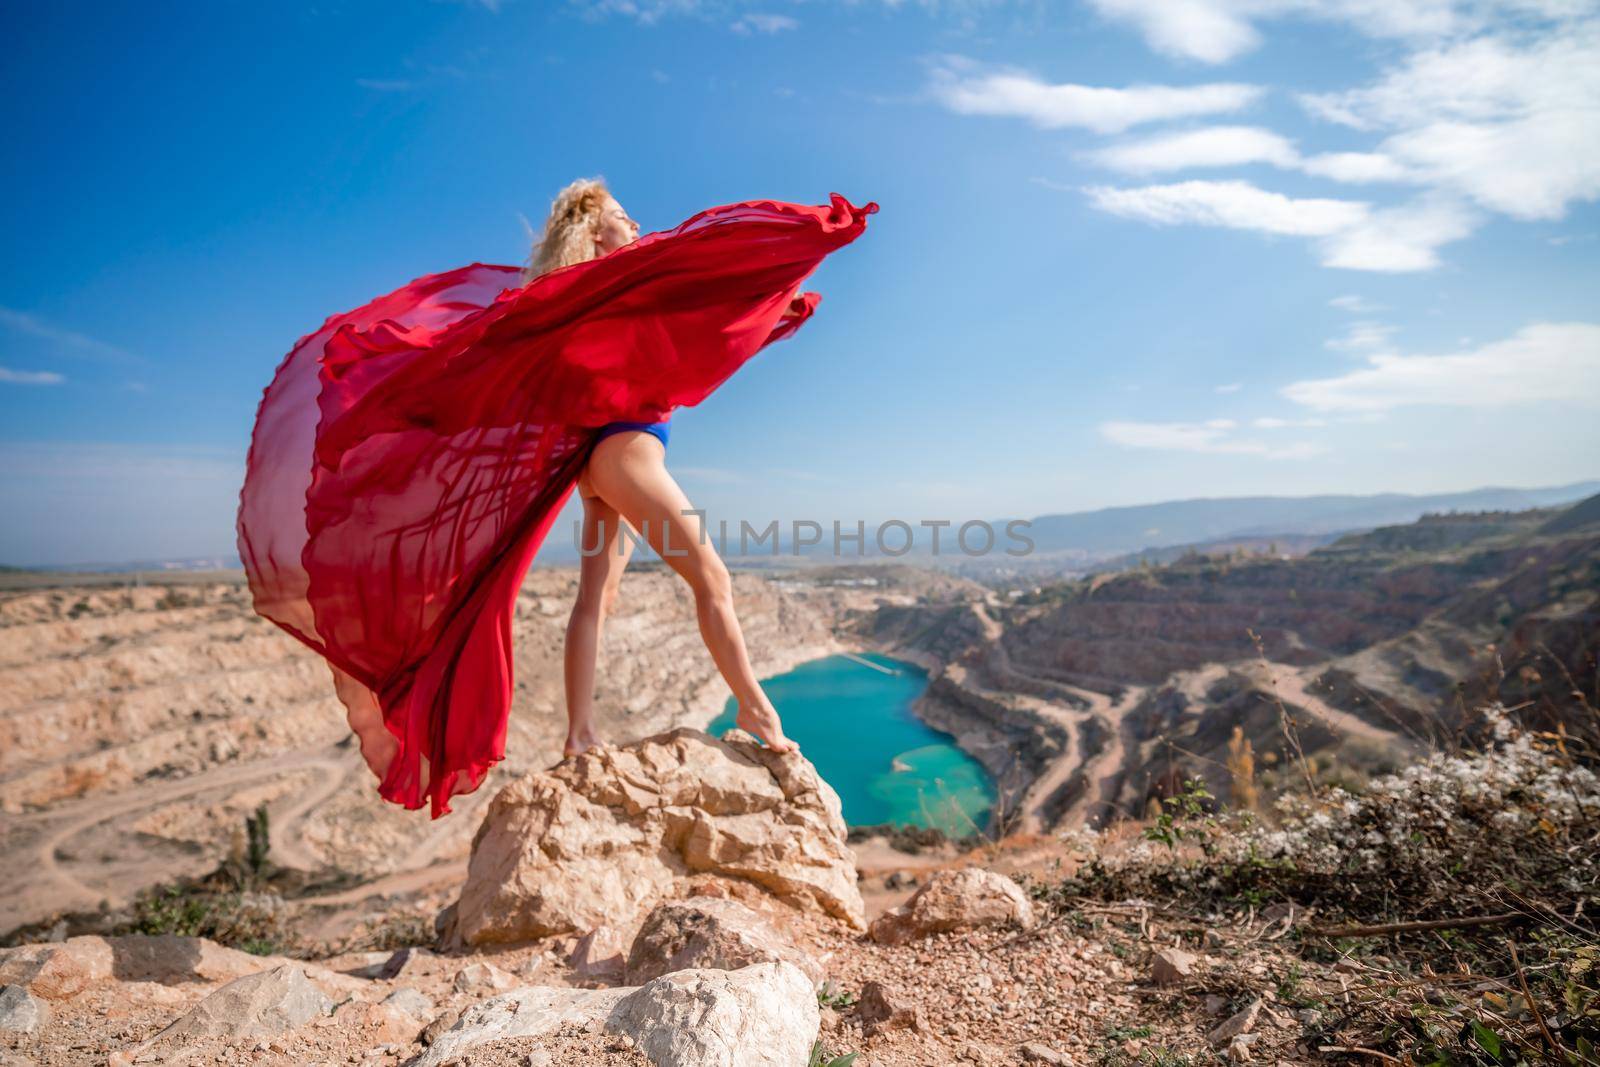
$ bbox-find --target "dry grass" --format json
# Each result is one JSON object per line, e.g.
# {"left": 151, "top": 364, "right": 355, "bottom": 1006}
{"left": 1024, "top": 699, "right": 1600, "bottom": 1064}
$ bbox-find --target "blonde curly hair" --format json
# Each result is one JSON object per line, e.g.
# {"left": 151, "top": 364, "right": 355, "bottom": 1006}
{"left": 522, "top": 176, "right": 612, "bottom": 284}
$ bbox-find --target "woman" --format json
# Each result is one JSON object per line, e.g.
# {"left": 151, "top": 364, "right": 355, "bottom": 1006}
{"left": 524, "top": 178, "right": 796, "bottom": 760}
{"left": 237, "top": 181, "right": 876, "bottom": 817}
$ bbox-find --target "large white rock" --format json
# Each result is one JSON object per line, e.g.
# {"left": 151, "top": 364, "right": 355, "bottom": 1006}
{"left": 411, "top": 961, "right": 817, "bottom": 1067}
{"left": 447, "top": 728, "right": 863, "bottom": 946}
{"left": 609, "top": 960, "right": 818, "bottom": 1067}
{"left": 410, "top": 985, "right": 630, "bottom": 1067}
{"left": 146, "top": 964, "right": 333, "bottom": 1044}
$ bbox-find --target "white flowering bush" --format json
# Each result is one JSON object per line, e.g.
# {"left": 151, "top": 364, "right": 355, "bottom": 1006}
{"left": 1049, "top": 705, "right": 1600, "bottom": 917}
{"left": 1030, "top": 704, "right": 1600, "bottom": 1063}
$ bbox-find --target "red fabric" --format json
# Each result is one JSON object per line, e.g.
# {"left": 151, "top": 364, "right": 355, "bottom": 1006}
{"left": 236, "top": 193, "right": 878, "bottom": 817}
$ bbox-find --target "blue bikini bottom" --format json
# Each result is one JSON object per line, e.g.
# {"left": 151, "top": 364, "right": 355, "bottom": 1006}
{"left": 595, "top": 418, "right": 670, "bottom": 449}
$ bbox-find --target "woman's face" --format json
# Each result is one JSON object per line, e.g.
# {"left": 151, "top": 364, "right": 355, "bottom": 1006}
{"left": 594, "top": 195, "right": 641, "bottom": 256}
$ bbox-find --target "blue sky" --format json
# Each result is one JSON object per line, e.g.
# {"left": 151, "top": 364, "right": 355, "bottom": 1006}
{"left": 2, "top": 0, "right": 1597, "bottom": 566}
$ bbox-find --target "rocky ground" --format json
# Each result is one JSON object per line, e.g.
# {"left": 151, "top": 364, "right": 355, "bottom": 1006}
{"left": 0, "top": 727, "right": 1365, "bottom": 1067}
{"left": 11, "top": 714, "right": 1591, "bottom": 1067}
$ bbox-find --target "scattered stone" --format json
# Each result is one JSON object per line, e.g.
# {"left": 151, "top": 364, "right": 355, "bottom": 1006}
{"left": 570, "top": 923, "right": 629, "bottom": 984}
{"left": 335, "top": 951, "right": 393, "bottom": 979}
{"left": 856, "top": 979, "right": 926, "bottom": 1036}
{"left": 329, "top": 998, "right": 426, "bottom": 1044}
{"left": 625, "top": 897, "right": 820, "bottom": 985}
{"left": 104, "top": 934, "right": 290, "bottom": 986}
{"left": 0, "top": 938, "right": 112, "bottom": 999}
{"left": 867, "top": 868, "right": 1034, "bottom": 945}
{"left": 1227, "top": 1033, "right": 1261, "bottom": 1062}
{"left": 608, "top": 961, "right": 818, "bottom": 1067}
{"left": 381, "top": 986, "right": 435, "bottom": 1020}
{"left": 446, "top": 728, "right": 864, "bottom": 946}
{"left": 0, "top": 984, "right": 50, "bottom": 1033}
{"left": 411, "top": 985, "right": 630, "bottom": 1066}
{"left": 1151, "top": 947, "right": 1199, "bottom": 986}
{"left": 453, "top": 961, "right": 517, "bottom": 996}
{"left": 1019, "top": 1043, "right": 1072, "bottom": 1065}
{"left": 1209, "top": 998, "right": 1263, "bottom": 1047}
{"left": 420, "top": 1007, "right": 461, "bottom": 1047}
{"left": 147, "top": 964, "right": 333, "bottom": 1044}
{"left": 378, "top": 945, "right": 436, "bottom": 981}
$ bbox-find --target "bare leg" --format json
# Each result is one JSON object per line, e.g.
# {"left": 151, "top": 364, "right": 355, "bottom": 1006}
{"left": 585, "top": 432, "right": 797, "bottom": 753}
{"left": 563, "top": 468, "right": 638, "bottom": 759}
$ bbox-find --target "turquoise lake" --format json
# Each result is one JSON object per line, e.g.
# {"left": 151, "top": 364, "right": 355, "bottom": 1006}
{"left": 707, "top": 652, "right": 996, "bottom": 836}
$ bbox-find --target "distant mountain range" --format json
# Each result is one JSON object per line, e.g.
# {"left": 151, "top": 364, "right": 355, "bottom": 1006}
{"left": 1007, "top": 479, "right": 1600, "bottom": 558}
{"left": 715, "top": 478, "right": 1600, "bottom": 574}
{"left": 9, "top": 480, "right": 1599, "bottom": 575}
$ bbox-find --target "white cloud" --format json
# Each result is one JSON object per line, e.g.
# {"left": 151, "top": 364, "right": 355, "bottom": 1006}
{"left": 1299, "top": 151, "right": 1416, "bottom": 182}
{"left": 1101, "top": 417, "right": 1325, "bottom": 457}
{"left": 0, "top": 367, "right": 65, "bottom": 385}
{"left": 1325, "top": 321, "right": 1397, "bottom": 351}
{"left": 1252, "top": 415, "right": 1328, "bottom": 427}
{"left": 1085, "top": 124, "right": 1423, "bottom": 187}
{"left": 926, "top": 56, "right": 1262, "bottom": 134}
{"left": 1215, "top": 382, "right": 1244, "bottom": 393}
{"left": 731, "top": 12, "right": 798, "bottom": 33}
{"left": 1081, "top": 179, "right": 1477, "bottom": 270}
{"left": 1283, "top": 321, "right": 1600, "bottom": 411}
{"left": 1317, "top": 194, "right": 1479, "bottom": 271}
{"left": 1085, "top": 125, "right": 1299, "bottom": 172}
{"left": 1086, "top": 0, "right": 1591, "bottom": 65}
{"left": 1086, "top": 0, "right": 1272, "bottom": 64}
{"left": 572, "top": 0, "right": 707, "bottom": 25}
{"left": 1084, "top": 179, "right": 1366, "bottom": 235}
{"left": 1330, "top": 294, "right": 1381, "bottom": 312}
{"left": 0, "top": 306, "right": 142, "bottom": 365}
{"left": 1075, "top": 18, "right": 1596, "bottom": 261}
{"left": 1299, "top": 25, "right": 1600, "bottom": 220}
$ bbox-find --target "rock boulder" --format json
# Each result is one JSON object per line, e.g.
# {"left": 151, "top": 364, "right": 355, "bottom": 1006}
{"left": 410, "top": 985, "right": 632, "bottom": 1067}
{"left": 0, "top": 938, "right": 112, "bottom": 999}
{"left": 447, "top": 728, "right": 863, "bottom": 946}
{"left": 625, "top": 896, "right": 821, "bottom": 985}
{"left": 146, "top": 964, "right": 333, "bottom": 1044}
{"left": 609, "top": 960, "right": 818, "bottom": 1067}
{"left": 412, "top": 961, "right": 817, "bottom": 1067}
{"left": 856, "top": 979, "right": 926, "bottom": 1035}
{"left": 0, "top": 985, "right": 49, "bottom": 1034}
{"left": 1151, "top": 946, "right": 1199, "bottom": 986}
{"left": 868, "top": 867, "right": 1034, "bottom": 945}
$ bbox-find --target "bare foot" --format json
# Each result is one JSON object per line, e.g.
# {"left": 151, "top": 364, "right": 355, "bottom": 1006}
{"left": 563, "top": 724, "right": 604, "bottom": 760}
{"left": 735, "top": 701, "right": 798, "bottom": 755}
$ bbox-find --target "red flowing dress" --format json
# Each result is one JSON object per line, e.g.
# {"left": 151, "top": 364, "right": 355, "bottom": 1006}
{"left": 236, "top": 193, "right": 879, "bottom": 818}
